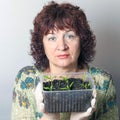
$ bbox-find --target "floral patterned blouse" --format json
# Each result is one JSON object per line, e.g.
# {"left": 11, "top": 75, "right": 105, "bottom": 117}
{"left": 11, "top": 66, "right": 119, "bottom": 120}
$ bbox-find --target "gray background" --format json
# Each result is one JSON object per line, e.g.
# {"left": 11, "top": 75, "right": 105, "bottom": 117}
{"left": 0, "top": 0, "right": 120, "bottom": 119}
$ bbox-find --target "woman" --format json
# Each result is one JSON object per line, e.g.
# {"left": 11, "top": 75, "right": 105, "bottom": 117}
{"left": 12, "top": 1, "right": 119, "bottom": 120}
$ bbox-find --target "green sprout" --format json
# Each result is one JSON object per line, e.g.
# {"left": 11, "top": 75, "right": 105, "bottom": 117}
{"left": 43, "top": 75, "right": 55, "bottom": 91}
{"left": 80, "top": 82, "right": 91, "bottom": 89}
{"left": 43, "top": 75, "right": 91, "bottom": 91}
{"left": 60, "top": 76, "right": 74, "bottom": 90}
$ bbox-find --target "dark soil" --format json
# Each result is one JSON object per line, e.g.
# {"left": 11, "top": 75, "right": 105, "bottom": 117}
{"left": 43, "top": 78, "right": 91, "bottom": 91}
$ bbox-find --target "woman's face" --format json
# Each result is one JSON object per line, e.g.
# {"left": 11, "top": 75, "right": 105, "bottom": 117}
{"left": 43, "top": 28, "right": 80, "bottom": 70}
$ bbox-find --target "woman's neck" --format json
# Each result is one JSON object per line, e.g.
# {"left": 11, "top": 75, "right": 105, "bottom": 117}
{"left": 45, "top": 64, "right": 88, "bottom": 74}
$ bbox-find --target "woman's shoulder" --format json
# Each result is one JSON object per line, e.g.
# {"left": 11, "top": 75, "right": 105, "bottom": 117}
{"left": 88, "top": 65, "right": 113, "bottom": 91}
{"left": 88, "top": 65, "right": 112, "bottom": 79}
{"left": 15, "top": 66, "right": 42, "bottom": 88}
{"left": 16, "top": 65, "right": 42, "bottom": 80}
{"left": 18, "top": 66, "right": 38, "bottom": 75}
{"left": 18, "top": 65, "right": 44, "bottom": 75}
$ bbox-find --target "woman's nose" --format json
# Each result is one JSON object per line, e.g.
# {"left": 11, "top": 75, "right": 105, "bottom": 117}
{"left": 57, "top": 39, "right": 68, "bottom": 51}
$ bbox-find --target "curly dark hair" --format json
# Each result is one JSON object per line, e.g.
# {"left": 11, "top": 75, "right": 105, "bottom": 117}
{"left": 30, "top": 1, "right": 96, "bottom": 70}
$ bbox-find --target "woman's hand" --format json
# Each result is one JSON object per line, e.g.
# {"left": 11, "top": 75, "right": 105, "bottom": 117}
{"left": 70, "top": 89, "right": 97, "bottom": 120}
{"left": 35, "top": 82, "right": 59, "bottom": 120}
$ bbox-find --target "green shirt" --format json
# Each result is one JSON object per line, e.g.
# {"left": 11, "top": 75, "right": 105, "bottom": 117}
{"left": 11, "top": 66, "right": 119, "bottom": 120}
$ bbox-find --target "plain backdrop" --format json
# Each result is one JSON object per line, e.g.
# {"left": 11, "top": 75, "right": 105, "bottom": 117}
{"left": 0, "top": 0, "right": 120, "bottom": 119}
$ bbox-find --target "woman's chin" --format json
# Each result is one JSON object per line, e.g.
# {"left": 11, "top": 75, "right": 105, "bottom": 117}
{"left": 56, "top": 63, "right": 75, "bottom": 69}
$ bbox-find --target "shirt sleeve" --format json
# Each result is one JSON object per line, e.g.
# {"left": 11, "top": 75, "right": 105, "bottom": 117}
{"left": 90, "top": 67, "right": 119, "bottom": 120}
{"left": 11, "top": 66, "right": 41, "bottom": 120}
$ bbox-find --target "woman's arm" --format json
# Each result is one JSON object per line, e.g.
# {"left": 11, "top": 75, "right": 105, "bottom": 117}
{"left": 96, "top": 75, "right": 119, "bottom": 120}
{"left": 90, "top": 67, "right": 119, "bottom": 120}
{"left": 11, "top": 66, "right": 40, "bottom": 120}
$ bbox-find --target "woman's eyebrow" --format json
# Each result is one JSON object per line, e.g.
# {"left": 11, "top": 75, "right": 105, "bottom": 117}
{"left": 47, "top": 29, "right": 74, "bottom": 35}
{"left": 47, "top": 30, "right": 55, "bottom": 34}
{"left": 65, "top": 29, "right": 74, "bottom": 33}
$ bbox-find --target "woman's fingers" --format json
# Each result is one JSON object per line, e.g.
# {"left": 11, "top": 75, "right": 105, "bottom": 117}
{"left": 91, "top": 98, "right": 97, "bottom": 111}
{"left": 92, "top": 89, "right": 97, "bottom": 98}
{"left": 86, "top": 107, "right": 93, "bottom": 116}
{"left": 35, "top": 82, "right": 43, "bottom": 102}
{"left": 39, "top": 103, "right": 45, "bottom": 112}
{"left": 35, "top": 82, "right": 44, "bottom": 112}
{"left": 91, "top": 89, "right": 97, "bottom": 111}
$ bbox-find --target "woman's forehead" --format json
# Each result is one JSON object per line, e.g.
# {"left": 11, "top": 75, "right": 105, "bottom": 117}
{"left": 46, "top": 26, "right": 75, "bottom": 34}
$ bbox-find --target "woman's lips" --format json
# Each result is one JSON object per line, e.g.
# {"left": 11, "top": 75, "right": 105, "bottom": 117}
{"left": 57, "top": 54, "right": 70, "bottom": 59}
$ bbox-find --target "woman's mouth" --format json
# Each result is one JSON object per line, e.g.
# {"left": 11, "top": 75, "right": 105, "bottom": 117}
{"left": 57, "top": 54, "right": 70, "bottom": 59}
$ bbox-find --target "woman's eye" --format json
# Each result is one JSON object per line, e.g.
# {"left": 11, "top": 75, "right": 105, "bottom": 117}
{"left": 68, "top": 35, "right": 75, "bottom": 39}
{"left": 65, "top": 34, "right": 75, "bottom": 40}
{"left": 48, "top": 37, "right": 56, "bottom": 41}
